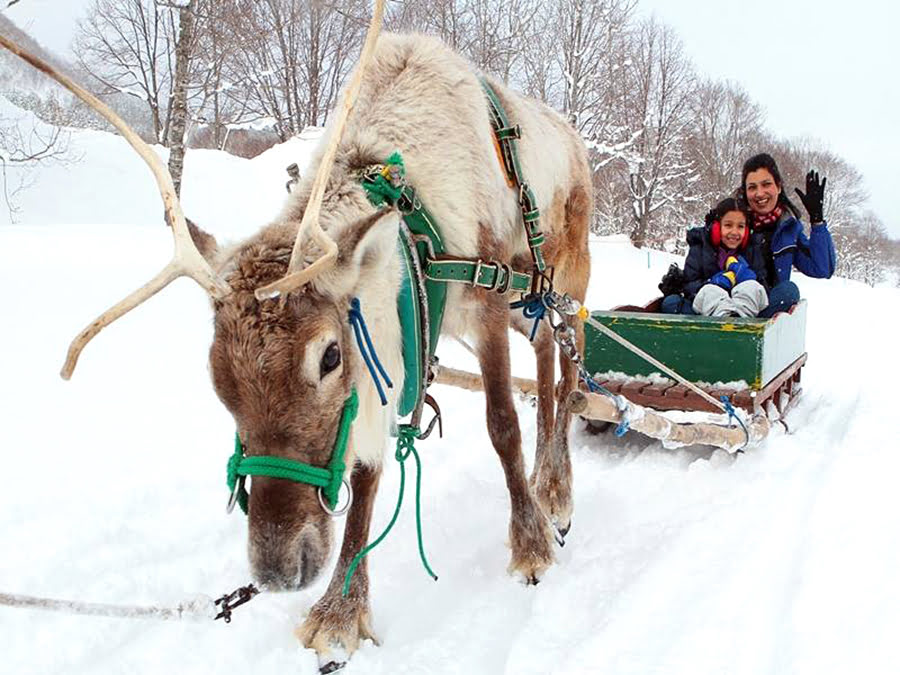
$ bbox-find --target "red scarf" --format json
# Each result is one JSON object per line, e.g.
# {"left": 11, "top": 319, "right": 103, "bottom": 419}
{"left": 753, "top": 205, "right": 782, "bottom": 229}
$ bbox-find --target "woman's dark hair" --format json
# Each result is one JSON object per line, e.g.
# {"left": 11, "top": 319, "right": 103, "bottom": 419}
{"left": 740, "top": 153, "right": 801, "bottom": 218}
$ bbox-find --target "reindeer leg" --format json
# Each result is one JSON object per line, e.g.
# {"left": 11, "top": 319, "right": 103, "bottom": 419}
{"left": 530, "top": 178, "right": 592, "bottom": 542}
{"left": 530, "top": 312, "right": 581, "bottom": 540}
{"left": 477, "top": 301, "right": 556, "bottom": 584}
{"left": 523, "top": 322, "right": 564, "bottom": 534}
{"left": 296, "top": 461, "right": 382, "bottom": 672}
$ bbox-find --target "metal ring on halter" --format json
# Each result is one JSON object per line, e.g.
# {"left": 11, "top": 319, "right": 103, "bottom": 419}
{"left": 317, "top": 479, "right": 353, "bottom": 517}
{"left": 226, "top": 475, "right": 245, "bottom": 514}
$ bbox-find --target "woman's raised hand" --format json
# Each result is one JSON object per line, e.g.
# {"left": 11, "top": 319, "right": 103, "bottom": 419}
{"left": 795, "top": 170, "right": 827, "bottom": 224}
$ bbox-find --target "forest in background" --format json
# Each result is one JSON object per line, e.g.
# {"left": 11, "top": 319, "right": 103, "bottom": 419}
{"left": 1, "top": 0, "right": 897, "bottom": 286}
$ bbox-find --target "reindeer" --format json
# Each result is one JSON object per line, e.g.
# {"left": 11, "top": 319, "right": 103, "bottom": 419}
{"left": 1, "top": 12, "right": 591, "bottom": 671}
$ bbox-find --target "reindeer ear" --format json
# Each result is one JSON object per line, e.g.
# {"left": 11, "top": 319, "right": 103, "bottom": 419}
{"left": 337, "top": 208, "right": 400, "bottom": 273}
{"left": 186, "top": 217, "right": 219, "bottom": 263}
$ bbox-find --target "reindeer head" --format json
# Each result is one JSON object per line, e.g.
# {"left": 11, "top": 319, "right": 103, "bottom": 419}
{"left": 200, "top": 209, "right": 399, "bottom": 590}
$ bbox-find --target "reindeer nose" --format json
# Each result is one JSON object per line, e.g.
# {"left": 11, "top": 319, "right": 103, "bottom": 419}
{"left": 249, "top": 521, "right": 325, "bottom": 591}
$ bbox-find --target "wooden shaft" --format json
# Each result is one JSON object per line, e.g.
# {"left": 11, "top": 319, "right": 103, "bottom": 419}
{"left": 565, "top": 390, "right": 768, "bottom": 452}
{"left": 432, "top": 365, "right": 537, "bottom": 398}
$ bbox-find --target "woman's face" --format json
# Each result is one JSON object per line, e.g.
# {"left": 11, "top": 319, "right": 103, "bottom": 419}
{"left": 720, "top": 210, "right": 747, "bottom": 249}
{"left": 744, "top": 168, "right": 781, "bottom": 215}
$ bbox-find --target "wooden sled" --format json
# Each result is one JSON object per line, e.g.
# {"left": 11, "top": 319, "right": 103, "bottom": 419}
{"left": 432, "top": 300, "right": 808, "bottom": 452}
{"left": 577, "top": 299, "right": 809, "bottom": 450}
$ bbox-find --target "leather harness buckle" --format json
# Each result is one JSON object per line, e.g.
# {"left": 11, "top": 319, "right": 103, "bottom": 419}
{"left": 482, "top": 261, "right": 501, "bottom": 291}
{"left": 471, "top": 259, "right": 483, "bottom": 287}
{"left": 495, "top": 263, "right": 512, "bottom": 294}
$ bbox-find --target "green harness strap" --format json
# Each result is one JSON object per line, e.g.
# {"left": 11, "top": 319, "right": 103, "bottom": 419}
{"left": 361, "top": 155, "right": 536, "bottom": 296}
{"left": 360, "top": 153, "right": 446, "bottom": 417}
{"left": 480, "top": 78, "right": 547, "bottom": 275}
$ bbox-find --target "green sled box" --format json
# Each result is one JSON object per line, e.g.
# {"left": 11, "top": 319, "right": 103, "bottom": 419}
{"left": 583, "top": 300, "right": 807, "bottom": 391}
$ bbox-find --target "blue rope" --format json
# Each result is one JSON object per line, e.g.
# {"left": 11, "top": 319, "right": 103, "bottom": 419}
{"left": 614, "top": 407, "right": 631, "bottom": 437}
{"left": 510, "top": 294, "right": 548, "bottom": 341}
{"left": 579, "top": 370, "right": 630, "bottom": 437}
{"left": 348, "top": 297, "right": 393, "bottom": 406}
{"left": 720, "top": 395, "right": 750, "bottom": 450}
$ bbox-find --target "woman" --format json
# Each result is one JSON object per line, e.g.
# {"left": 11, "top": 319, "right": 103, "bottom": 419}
{"left": 741, "top": 153, "right": 836, "bottom": 317}
{"left": 661, "top": 197, "right": 769, "bottom": 317}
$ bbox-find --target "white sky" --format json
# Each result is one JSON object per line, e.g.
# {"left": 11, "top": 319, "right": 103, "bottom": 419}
{"left": 6, "top": 0, "right": 900, "bottom": 236}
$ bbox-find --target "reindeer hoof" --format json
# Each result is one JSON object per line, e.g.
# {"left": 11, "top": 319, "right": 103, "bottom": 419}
{"left": 552, "top": 525, "right": 566, "bottom": 547}
{"left": 557, "top": 520, "right": 571, "bottom": 540}
{"left": 296, "top": 596, "right": 378, "bottom": 670}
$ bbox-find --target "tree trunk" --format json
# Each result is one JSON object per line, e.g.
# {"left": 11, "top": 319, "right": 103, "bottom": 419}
{"left": 168, "top": 1, "right": 195, "bottom": 198}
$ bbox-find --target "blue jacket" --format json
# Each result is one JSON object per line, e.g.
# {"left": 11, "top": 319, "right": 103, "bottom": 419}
{"left": 752, "top": 213, "right": 836, "bottom": 287}
{"left": 681, "top": 224, "right": 769, "bottom": 301}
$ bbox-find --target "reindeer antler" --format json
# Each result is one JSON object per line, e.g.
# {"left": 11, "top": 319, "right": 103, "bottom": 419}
{"left": 0, "top": 33, "right": 231, "bottom": 379}
{"left": 254, "top": 0, "right": 386, "bottom": 301}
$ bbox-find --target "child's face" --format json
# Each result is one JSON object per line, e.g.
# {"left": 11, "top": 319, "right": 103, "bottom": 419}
{"left": 720, "top": 211, "right": 747, "bottom": 249}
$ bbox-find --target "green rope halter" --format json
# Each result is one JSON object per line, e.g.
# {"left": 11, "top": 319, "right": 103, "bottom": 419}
{"left": 226, "top": 388, "right": 359, "bottom": 513}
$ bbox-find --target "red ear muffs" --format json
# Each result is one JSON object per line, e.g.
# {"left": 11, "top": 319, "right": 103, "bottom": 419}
{"left": 711, "top": 220, "right": 751, "bottom": 249}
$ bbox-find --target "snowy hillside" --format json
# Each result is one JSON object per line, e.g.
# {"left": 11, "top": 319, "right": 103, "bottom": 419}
{"left": 2, "top": 114, "right": 899, "bottom": 675}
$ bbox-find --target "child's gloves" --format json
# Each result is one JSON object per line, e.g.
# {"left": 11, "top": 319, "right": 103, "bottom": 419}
{"left": 711, "top": 271, "right": 735, "bottom": 290}
{"left": 726, "top": 256, "right": 757, "bottom": 284}
{"left": 658, "top": 263, "right": 685, "bottom": 295}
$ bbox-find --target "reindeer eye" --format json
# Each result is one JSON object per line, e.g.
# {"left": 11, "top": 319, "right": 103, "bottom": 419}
{"left": 320, "top": 342, "right": 341, "bottom": 377}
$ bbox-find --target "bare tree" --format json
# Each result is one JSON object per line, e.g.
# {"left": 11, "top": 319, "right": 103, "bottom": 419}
{"left": 0, "top": 15, "right": 77, "bottom": 220}
{"left": 554, "top": 0, "right": 635, "bottom": 131}
{"left": 74, "top": 0, "right": 180, "bottom": 144}
{"left": 616, "top": 18, "right": 697, "bottom": 246}
{"left": 685, "top": 78, "right": 766, "bottom": 219}
{"left": 188, "top": 0, "right": 249, "bottom": 148}
{"left": 166, "top": 0, "right": 195, "bottom": 196}
{"left": 387, "top": 0, "right": 544, "bottom": 83}
{"left": 844, "top": 211, "right": 889, "bottom": 286}
{"left": 218, "top": 0, "right": 366, "bottom": 140}
{"left": 0, "top": 112, "right": 71, "bottom": 220}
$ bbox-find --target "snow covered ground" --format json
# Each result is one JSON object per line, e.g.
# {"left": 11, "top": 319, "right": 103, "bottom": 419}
{"left": 2, "top": 105, "right": 899, "bottom": 675}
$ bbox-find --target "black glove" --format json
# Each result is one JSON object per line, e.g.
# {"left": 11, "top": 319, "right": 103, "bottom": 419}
{"left": 658, "top": 263, "right": 685, "bottom": 296}
{"left": 704, "top": 209, "right": 718, "bottom": 228}
{"left": 795, "top": 170, "right": 826, "bottom": 224}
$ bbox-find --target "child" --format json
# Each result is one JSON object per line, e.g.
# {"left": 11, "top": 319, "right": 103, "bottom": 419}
{"left": 661, "top": 198, "right": 769, "bottom": 318}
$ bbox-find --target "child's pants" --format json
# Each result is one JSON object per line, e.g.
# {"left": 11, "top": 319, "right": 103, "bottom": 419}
{"left": 692, "top": 280, "right": 769, "bottom": 317}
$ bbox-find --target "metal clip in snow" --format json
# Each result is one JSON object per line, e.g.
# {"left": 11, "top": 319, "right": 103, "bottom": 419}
{"left": 213, "top": 584, "right": 260, "bottom": 623}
